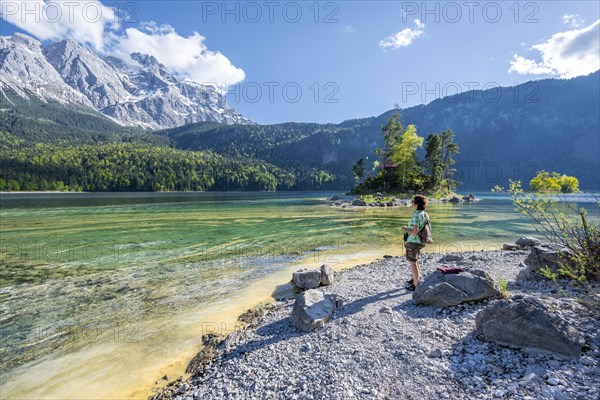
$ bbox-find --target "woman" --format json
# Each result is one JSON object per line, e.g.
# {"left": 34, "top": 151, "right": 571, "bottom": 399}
{"left": 401, "top": 195, "right": 429, "bottom": 291}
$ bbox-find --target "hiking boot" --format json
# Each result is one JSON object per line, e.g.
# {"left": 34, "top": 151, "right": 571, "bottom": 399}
{"left": 405, "top": 283, "right": 416, "bottom": 291}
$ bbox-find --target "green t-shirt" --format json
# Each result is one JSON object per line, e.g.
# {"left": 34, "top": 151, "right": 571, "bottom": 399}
{"left": 406, "top": 210, "right": 428, "bottom": 244}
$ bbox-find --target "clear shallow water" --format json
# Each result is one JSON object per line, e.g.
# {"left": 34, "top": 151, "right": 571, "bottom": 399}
{"left": 0, "top": 191, "right": 598, "bottom": 399}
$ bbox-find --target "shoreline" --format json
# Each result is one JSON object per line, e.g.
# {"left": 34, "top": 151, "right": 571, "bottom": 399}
{"left": 153, "top": 248, "right": 600, "bottom": 400}
{"left": 327, "top": 193, "right": 482, "bottom": 208}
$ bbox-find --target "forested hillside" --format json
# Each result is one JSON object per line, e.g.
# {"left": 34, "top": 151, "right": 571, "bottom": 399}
{"left": 161, "top": 71, "right": 600, "bottom": 190}
{"left": 0, "top": 132, "right": 339, "bottom": 191}
{"left": 2, "top": 72, "right": 598, "bottom": 191}
{"left": 0, "top": 88, "right": 163, "bottom": 146}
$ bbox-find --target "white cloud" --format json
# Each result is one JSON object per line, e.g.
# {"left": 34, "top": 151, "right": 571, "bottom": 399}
{"left": 508, "top": 19, "right": 600, "bottom": 79}
{"left": 341, "top": 25, "right": 355, "bottom": 33}
{"left": 379, "top": 19, "right": 425, "bottom": 50}
{"left": 108, "top": 24, "right": 245, "bottom": 86}
{"left": 0, "top": 0, "right": 116, "bottom": 52}
{"left": 562, "top": 14, "right": 584, "bottom": 28}
{"left": 0, "top": 2, "right": 245, "bottom": 86}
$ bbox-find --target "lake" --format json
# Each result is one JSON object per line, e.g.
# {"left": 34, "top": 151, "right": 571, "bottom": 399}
{"left": 1, "top": 191, "right": 597, "bottom": 399}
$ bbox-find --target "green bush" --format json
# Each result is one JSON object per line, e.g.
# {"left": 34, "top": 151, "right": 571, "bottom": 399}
{"left": 497, "top": 180, "right": 599, "bottom": 306}
{"left": 530, "top": 171, "right": 579, "bottom": 193}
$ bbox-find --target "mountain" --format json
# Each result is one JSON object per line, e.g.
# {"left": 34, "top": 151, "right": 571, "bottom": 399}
{"left": 0, "top": 33, "right": 251, "bottom": 129}
{"left": 384, "top": 72, "right": 600, "bottom": 189}
{"left": 42, "top": 39, "right": 130, "bottom": 110}
{"left": 160, "top": 71, "right": 600, "bottom": 190}
{"left": 1, "top": 37, "right": 597, "bottom": 191}
{"left": 0, "top": 86, "right": 166, "bottom": 146}
{"left": 0, "top": 33, "right": 92, "bottom": 107}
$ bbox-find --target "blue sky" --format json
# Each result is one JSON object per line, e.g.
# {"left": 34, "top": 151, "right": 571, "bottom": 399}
{"left": 1, "top": 1, "right": 599, "bottom": 124}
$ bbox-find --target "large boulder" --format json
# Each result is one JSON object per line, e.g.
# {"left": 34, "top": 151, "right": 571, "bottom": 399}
{"left": 448, "top": 196, "right": 463, "bottom": 203}
{"left": 292, "top": 265, "right": 335, "bottom": 290}
{"left": 516, "top": 237, "right": 542, "bottom": 248}
{"left": 351, "top": 198, "right": 367, "bottom": 206}
{"left": 475, "top": 295, "right": 585, "bottom": 357}
{"left": 290, "top": 290, "right": 341, "bottom": 332}
{"left": 413, "top": 269, "right": 501, "bottom": 307}
{"left": 524, "top": 244, "right": 574, "bottom": 274}
{"left": 292, "top": 269, "right": 322, "bottom": 290}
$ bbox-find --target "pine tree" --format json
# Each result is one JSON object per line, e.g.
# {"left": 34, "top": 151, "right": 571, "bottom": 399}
{"left": 376, "top": 113, "right": 404, "bottom": 163}
{"left": 439, "top": 129, "right": 459, "bottom": 191}
{"left": 424, "top": 133, "right": 443, "bottom": 190}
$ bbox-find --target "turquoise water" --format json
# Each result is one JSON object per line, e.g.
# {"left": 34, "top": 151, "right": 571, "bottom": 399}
{"left": 0, "top": 191, "right": 597, "bottom": 399}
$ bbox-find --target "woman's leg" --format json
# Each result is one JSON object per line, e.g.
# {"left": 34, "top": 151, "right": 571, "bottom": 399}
{"left": 405, "top": 243, "right": 423, "bottom": 288}
{"left": 409, "top": 260, "right": 420, "bottom": 286}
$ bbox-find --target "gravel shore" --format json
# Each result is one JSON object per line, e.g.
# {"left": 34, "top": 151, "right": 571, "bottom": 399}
{"left": 159, "top": 250, "right": 600, "bottom": 400}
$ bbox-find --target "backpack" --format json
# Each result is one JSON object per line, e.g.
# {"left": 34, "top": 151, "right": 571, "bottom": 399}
{"left": 419, "top": 216, "right": 433, "bottom": 244}
{"left": 403, "top": 212, "right": 433, "bottom": 244}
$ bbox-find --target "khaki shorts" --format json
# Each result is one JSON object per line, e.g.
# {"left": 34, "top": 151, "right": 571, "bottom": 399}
{"left": 405, "top": 242, "right": 425, "bottom": 262}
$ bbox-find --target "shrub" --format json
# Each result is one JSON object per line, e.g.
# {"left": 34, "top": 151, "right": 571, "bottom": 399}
{"left": 495, "top": 180, "right": 599, "bottom": 306}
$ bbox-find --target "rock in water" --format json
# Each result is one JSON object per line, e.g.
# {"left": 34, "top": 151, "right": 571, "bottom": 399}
{"left": 524, "top": 244, "right": 574, "bottom": 274}
{"left": 290, "top": 290, "right": 339, "bottom": 332}
{"left": 320, "top": 265, "right": 335, "bottom": 286}
{"left": 516, "top": 237, "right": 542, "bottom": 248}
{"left": 413, "top": 269, "right": 501, "bottom": 307}
{"left": 475, "top": 295, "right": 585, "bottom": 357}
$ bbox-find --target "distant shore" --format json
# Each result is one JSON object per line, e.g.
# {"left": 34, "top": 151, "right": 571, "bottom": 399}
{"left": 0, "top": 191, "right": 88, "bottom": 194}
{"left": 152, "top": 248, "right": 600, "bottom": 400}
{"left": 327, "top": 192, "right": 482, "bottom": 208}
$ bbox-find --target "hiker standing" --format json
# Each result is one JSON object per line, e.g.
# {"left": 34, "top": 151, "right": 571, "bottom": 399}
{"left": 401, "top": 195, "right": 430, "bottom": 291}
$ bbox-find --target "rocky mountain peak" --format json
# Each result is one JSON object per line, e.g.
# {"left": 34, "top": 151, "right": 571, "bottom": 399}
{"left": 6, "top": 32, "right": 41, "bottom": 50}
{"left": 0, "top": 33, "right": 252, "bottom": 128}
{"left": 130, "top": 52, "right": 160, "bottom": 67}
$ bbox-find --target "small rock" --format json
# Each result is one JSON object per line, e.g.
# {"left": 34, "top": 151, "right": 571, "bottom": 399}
{"left": 547, "top": 377, "right": 560, "bottom": 386}
{"left": 429, "top": 348, "right": 442, "bottom": 358}
{"left": 579, "top": 357, "right": 596, "bottom": 366}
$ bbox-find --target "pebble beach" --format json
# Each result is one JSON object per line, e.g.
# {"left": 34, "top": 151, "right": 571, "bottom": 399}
{"left": 154, "top": 249, "right": 600, "bottom": 400}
